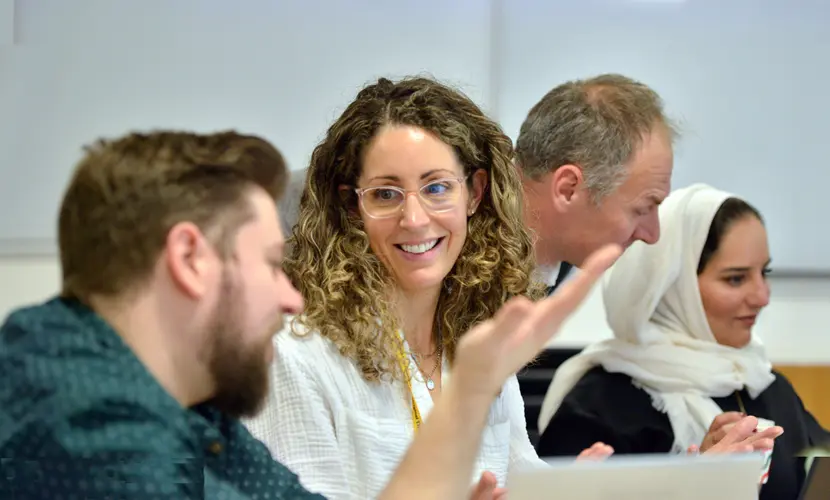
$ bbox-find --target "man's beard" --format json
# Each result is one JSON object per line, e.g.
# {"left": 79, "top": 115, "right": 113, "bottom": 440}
{"left": 203, "top": 273, "right": 274, "bottom": 419}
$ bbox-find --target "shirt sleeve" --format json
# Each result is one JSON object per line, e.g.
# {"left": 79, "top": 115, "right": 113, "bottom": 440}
{"left": 244, "top": 339, "right": 351, "bottom": 500}
{"left": 1, "top": 398, "right": 203, "bottom": 499}
{"left": 503, "top": 375, "right": 548, "bottom": 472}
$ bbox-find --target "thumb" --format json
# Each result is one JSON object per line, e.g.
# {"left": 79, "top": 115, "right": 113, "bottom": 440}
{"left": 469, "top": 471, "right": 497, "bottom": 500}
{"left": 687, "top": 444, "right": 700, "bottom": 455}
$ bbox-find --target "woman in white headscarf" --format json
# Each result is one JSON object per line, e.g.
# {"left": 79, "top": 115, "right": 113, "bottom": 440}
{"left": 535, "top": 183, "right": 829, "bottom": 500}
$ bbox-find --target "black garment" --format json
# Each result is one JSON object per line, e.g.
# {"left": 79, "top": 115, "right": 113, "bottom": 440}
{"left": 536, "top": 366, "right": 830, "bottom": 500}
{"left": 546, "top": 262, "right": 574, "bottom": 295}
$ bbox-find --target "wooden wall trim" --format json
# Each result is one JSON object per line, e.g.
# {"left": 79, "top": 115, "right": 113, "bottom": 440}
{"left": 773, "top": 364, "right": 830, "bottom": 430}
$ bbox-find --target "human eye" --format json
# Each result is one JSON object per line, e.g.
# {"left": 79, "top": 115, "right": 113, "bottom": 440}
{"left": 424, "top": 180, "right": 454, "bottom": 197}
{"left": 370, "top": 188, "right": 401, "bottom": 202}
{"left": 635, "top": 205, "right": 654, "bottom": 216}
{"left": 724, "top": 275, "right": 745, "bottom": 286}
{"left": 267, "top": 258, "right": 284, "bottom": 276}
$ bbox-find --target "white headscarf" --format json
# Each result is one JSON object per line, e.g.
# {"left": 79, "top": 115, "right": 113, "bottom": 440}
{"left": 537, "top": 183, "right": 775, "bottom": 452}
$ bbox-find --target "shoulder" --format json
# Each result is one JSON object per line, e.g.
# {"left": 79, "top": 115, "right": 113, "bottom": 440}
{"left": 770, "top": 369, "right": 797, "bottom": 391}
{"left": 270, "top": 316, "right": 368, "bottom": 394}
{"left": 1, "top": 297, "right": 90, "bottom": 355}
{"left": 0, "top": 299, "right": 193, "bottom": 456}
{"left": 559, "top": 366, "right": 659, "bottom": 423}
{"left": 566, "top": 366, "right": 645, "bottom": 402}
{"left": 273, "top": 316, "right": 346, "bottom": 369}
{"left": 747, "top": 369, "right": 805, "bottom": 405}
{"left": 539, "top": 366, "right": 673, "bottom": 456}
{"left": 761, "top": 369, "right": 806, "bottom": 402}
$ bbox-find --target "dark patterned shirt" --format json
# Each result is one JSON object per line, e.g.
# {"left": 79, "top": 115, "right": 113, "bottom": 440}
{"left": 0, "top": 297, "right": 325, "bottom": 500}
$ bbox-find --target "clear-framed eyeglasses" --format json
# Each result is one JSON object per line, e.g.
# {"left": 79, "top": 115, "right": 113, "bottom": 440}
{"left": 354, "top": 176, "right": 469, "bottom": 219}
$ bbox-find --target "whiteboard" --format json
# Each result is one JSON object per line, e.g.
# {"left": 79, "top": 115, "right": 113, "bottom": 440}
{"left": 494, "top": 0, "right": 830, "bottom": 273}
{"left": 0, "top": 0, "right": 12, "bottom": 45}
{"left": 0, "top": 0, "right": 494, "bottom": 255}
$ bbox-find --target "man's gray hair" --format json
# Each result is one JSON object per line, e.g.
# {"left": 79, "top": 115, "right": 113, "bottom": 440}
{"left": 515, "top": 74, "right": 678, "bottom": 202}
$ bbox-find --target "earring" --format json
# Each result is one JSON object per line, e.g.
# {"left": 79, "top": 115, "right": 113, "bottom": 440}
{"left": 467, "top": 208, "right": 475, "bottom": 216}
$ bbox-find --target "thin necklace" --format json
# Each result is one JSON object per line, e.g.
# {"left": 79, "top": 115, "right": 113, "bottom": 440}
{"left": 409, "top": 322, "right": 443, "bottom": 391}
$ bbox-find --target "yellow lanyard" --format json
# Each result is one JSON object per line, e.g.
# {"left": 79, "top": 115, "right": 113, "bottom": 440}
{"left": 396, "top": 345, "right": 422, "bottom": 432}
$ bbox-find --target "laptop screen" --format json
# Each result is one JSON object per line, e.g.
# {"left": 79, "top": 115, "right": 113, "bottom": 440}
{"left": 799, "top": 456, "right": 830, "bottom": 500}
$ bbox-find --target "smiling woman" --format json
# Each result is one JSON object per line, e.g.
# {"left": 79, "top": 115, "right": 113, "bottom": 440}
{"left": 243, "top": 76, "right": 553, "bottom": 499}
{"left": 353, "top": 125, "right": 488, "bottom": 296}
{"left": 535, "top": 183, "right": 830, "bottom": 500}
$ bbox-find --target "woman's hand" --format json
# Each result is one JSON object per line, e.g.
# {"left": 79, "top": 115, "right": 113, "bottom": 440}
{"left": 576, "top": 442, "right": 614, "bottom": 461}
{"left": 687, "top": 415, "right": 782, "bottom": 455}
{"left": 469, "top": 471, "right": 507, "bottom": 500}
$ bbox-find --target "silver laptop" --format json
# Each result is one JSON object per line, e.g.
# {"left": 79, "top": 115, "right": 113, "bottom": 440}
{"left": 508, "top": 453, "right": 764, "bottom": 500}
{"left": 799, "top": 456, "right": 830, "bottom": 500}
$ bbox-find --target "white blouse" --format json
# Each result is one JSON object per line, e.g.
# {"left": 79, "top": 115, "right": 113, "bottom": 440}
{"left": 244, "top": 320, "right": 546, "bottom": 500}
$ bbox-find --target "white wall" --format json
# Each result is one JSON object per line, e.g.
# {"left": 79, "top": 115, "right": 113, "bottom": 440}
{"left": 2, "top": 256, "right": 829, "bottom": 365}
{"left": 495, "top": 0, "right": 830, "bottom": 273}
{"left": 1, "top": 0, "right": 493, "bottom": 254}
{"left": 0, "top": 0, "right": 13, "bottom": 45}
{"left": 3, "top": 0, "right": 829, "bottom": 365}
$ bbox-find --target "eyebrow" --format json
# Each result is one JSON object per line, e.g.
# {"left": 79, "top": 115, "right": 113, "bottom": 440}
{"left": 368, "top": 169, "right": 457, "bottom": 183}
{"left": 719, "top": 259, "right": 772, "bottom": 274}
{"left": 720, "top": 266, "right": 751, "bottom": 274}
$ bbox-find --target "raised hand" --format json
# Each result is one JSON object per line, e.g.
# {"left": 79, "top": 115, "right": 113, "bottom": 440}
{"left": 454, "top": 244, "right": 623, "bottom": 398}
{"left": 379, "top": 245, "right": 622, "bottom": 500}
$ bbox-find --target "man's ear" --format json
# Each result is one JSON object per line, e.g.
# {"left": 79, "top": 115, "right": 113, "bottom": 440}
{"left": 550, "top": 164, "right": 583, "bottom": 211}
{"left": 164, "top": 222, "right": 215, "bottom": 299}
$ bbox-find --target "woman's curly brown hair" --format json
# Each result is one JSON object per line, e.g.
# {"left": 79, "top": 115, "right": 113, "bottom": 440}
{"left": 286, "top": 76, "right": 544, "bottom": 382}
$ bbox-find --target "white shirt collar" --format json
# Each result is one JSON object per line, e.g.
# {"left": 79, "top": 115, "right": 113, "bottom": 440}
{"left": 533, "top": 262, "right": 562, "bottom": 287}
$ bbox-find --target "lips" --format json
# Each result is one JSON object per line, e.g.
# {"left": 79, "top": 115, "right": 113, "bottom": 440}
{"left": 737, "top": 315, "right": 758, "bottom": 326}
{"left": 396, "top": 237, "right": 443, "bottom": 255}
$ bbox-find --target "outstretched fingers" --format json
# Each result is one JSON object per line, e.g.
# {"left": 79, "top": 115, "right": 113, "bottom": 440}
{"left": 716, "top": 416, "right": 758, "bottom": 447}
{"left": 529, "top": 244, "right": 622, "bottom": 345}
{"left": 710, "top": 416, "right": 783, "bottom": 453}
{"left": 459, "top": 244, "right": 622, "bottom": 390}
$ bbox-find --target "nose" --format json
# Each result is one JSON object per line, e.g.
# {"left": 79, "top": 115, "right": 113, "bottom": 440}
{"left": 635, "top": 212, "right": 661, "bottom": 245}
{"left": 399, "top": 192, "right": 430, "bottom": 229}
{"left": 748, "top": 278, "right": 771, "bottom": 309}
{"left": 279, "top": 277, "right": 304, "bottom": 315}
